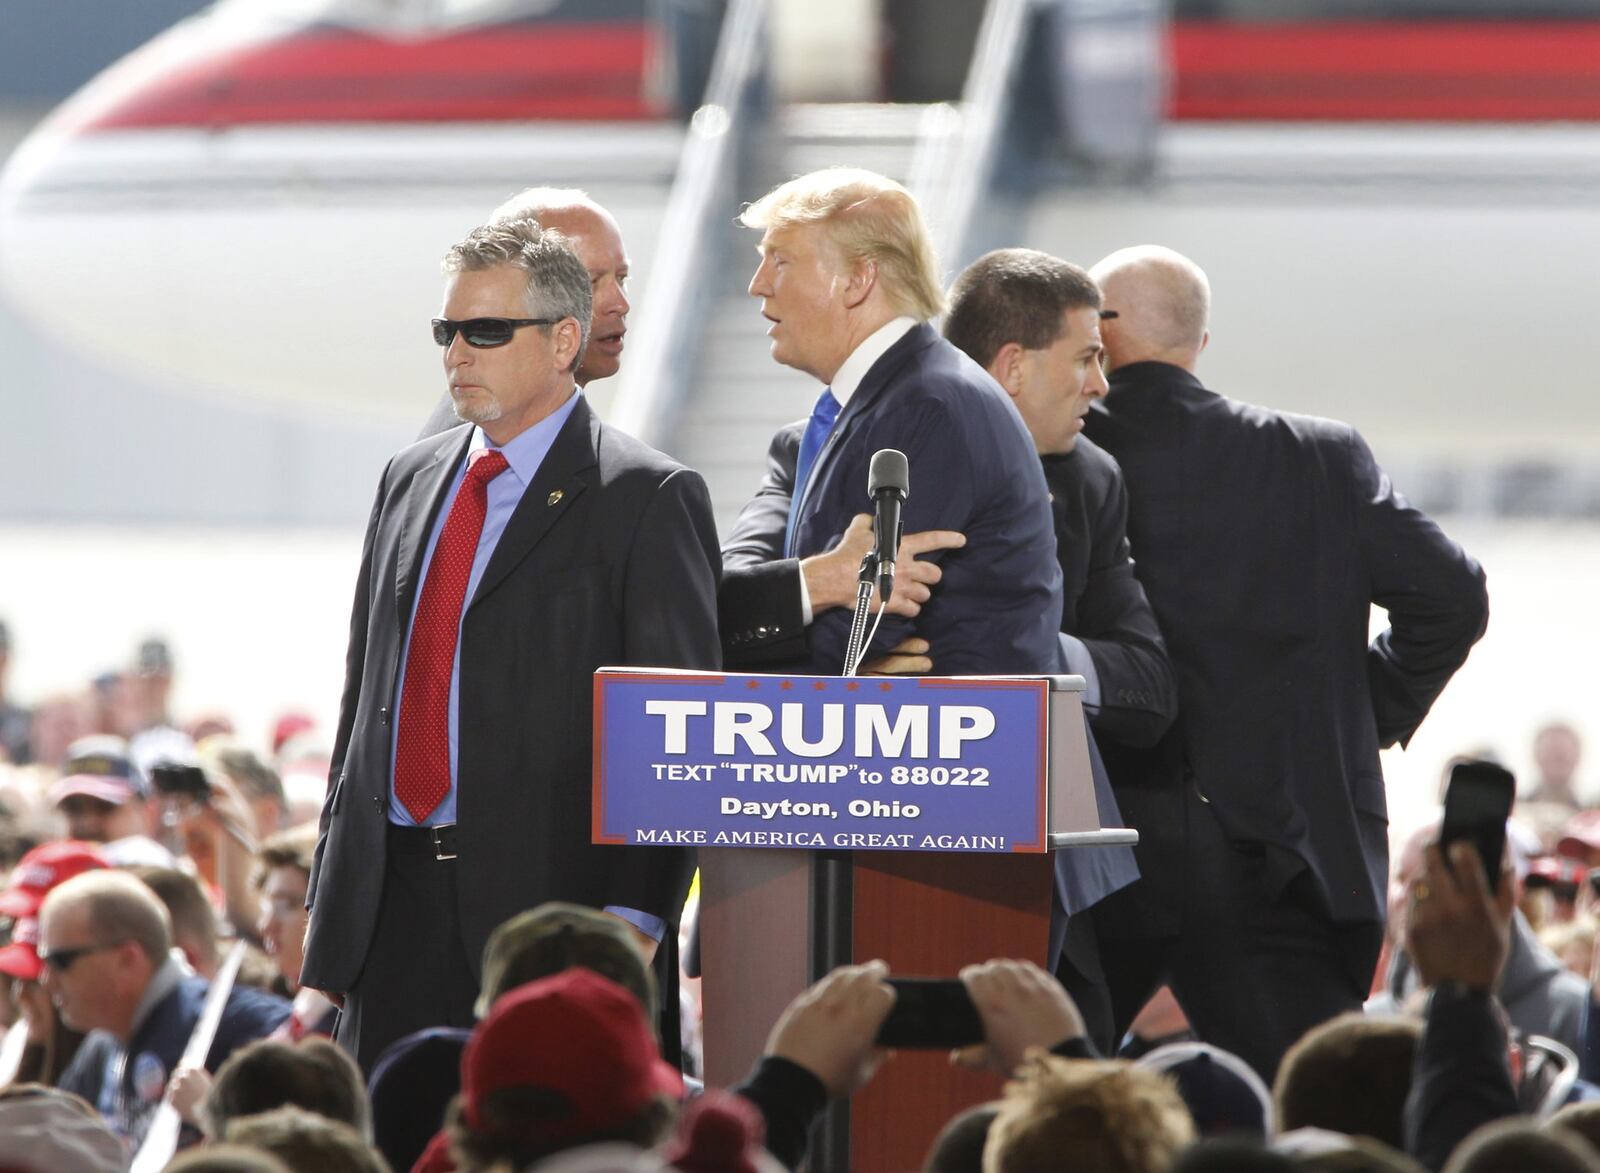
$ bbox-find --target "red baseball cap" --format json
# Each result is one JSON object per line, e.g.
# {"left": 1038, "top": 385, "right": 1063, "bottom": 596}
{"left": 271, "top": 712, "right": 316, "bottom": 755}
{"left": 660, "top": 1090, "right": 772, "bottom": 1173}
{"left": 461, "top": 967, "right": 682, "bottom": 1143}
{"left": 0, "top": 917, "right": 43, "bottom": 982}
{"left": 0, "top": 841, "right": 109, "bottom": 919}
{"left": 1557, "top": 810, "right": 1600, "bottom": 862}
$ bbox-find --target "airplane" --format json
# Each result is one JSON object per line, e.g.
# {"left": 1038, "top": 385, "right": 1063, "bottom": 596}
{"left": 0, "top": 0, "right": 690, "bottom": 423}
{"left": 4, "top": 0, "right": 1593, "bottom": 432}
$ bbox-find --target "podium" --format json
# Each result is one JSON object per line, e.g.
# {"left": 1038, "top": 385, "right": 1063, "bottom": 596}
{"left": 593, "top": 670, "right": 1134, "bottom": 1172}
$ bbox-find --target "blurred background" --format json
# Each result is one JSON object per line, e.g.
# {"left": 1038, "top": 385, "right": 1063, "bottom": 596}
{"left": 1, "top": 0, "right": 1598, "bottom": 836}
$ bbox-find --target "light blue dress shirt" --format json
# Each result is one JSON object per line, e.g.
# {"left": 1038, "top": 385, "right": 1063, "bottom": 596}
{"left": 386, "top": 396, "right": 664, "bottom": 941}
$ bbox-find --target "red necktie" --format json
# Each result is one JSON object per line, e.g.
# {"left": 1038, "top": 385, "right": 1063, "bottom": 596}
{"left": 394, "top": 448, "right": 509, "bottom": 822}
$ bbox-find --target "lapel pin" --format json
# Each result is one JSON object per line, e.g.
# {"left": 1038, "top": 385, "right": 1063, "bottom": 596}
{"left": 547, "top": 489, "right": 564, "bottom": 507}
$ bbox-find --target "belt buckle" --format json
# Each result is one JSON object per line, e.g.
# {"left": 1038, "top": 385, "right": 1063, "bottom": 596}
{"left": 431, "top": 824, "right": 457, "bottom": 861}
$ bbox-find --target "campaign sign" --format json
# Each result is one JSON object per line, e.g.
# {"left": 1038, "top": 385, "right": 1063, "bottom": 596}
{"left": 593, "top": 671, "right": 1050, "bottom": 853}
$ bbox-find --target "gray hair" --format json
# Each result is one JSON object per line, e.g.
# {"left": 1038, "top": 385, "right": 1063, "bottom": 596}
{"left": 442, "top": 220, "right": 593, "bottom": 373}
{"left": 42, "top": 869, "right": 173, "bottom": 965}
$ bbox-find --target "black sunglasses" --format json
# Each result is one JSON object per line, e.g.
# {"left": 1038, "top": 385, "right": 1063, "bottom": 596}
{"left": 431, "top": 317, "right": 556, "bottom": 348}
{"left": 39, "top": 941, "right": 123, "bottom": 972}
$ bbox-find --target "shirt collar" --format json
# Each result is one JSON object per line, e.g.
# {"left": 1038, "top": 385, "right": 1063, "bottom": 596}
{"left": 467, "top": 389, "right": 582, "bottom": 486}
{"left": 830, "top": 316, "right": 917, "bottom": 407}
{"left": 127, "top": 953, "right": 186, "bottom": 1041}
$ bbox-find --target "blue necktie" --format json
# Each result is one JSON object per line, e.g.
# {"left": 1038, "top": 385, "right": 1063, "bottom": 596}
{"left": 785, "top": 388, "right": 841, "bottom": 557}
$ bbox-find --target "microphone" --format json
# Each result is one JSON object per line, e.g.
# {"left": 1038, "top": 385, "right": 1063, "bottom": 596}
{"left": 868, "top": 448, "right": 909, "bottom": 603}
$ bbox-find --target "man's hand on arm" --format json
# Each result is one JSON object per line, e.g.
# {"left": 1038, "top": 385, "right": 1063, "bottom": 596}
{"left": 800, "top": 514, "right": 965, "bottom": 617}
{"left": 862, "top": 637, "right": 933, "bottom": 676}
{"left": 764, "top": 959, "right": 897, "bottom": 1098}
{"left": 953, "top": 959, "right": 1087, "bottom": 1076}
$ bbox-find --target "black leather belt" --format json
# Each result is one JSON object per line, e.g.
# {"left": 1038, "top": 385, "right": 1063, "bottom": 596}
{"left": 387, "top": 821, "right": 458, "bottom": 861}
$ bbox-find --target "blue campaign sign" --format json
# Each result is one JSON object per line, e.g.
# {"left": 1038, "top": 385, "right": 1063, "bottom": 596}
{"left": 593, "top": 671, "right": 1050, "bottom": 853}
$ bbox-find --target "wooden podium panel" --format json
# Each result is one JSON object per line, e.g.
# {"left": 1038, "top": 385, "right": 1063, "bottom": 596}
{"left": 698, "top": 848, "right": 814, "bottom": 1087}
{"left": 850, "top": 851, "right": 1051, "bottom": 1171}
{"left": 699, "top": 848, "right": 1052, "bottom": 1172}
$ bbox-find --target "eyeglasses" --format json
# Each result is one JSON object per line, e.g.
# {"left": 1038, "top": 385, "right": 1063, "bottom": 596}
{"left": 431, "top": 317, "right": 556, "bottom": 348}
{"left": 38, "top": 942, "right": 122, "bottom": 972}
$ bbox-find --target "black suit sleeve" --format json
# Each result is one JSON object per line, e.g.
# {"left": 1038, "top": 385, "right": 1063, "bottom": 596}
{"left": 1352, "top": 432, "right": 1490, "bottom": 748}
{"left": 623, "top": 466, "right": 723, "bottom": 670}
{"left": 720, "top": 422, "right": 810, "bottom": 668}
{"left": 1075, "top": 468, "right": 1177, "bottom": 749}
{"left": 1404, "top": 985, "right": 1518, "bottom": 1171}
{"left": 607, "top": 466, "right": 722, "bottom": 917}
{"left": 732, "top": 1056, "right": 829, "bottom": 1171}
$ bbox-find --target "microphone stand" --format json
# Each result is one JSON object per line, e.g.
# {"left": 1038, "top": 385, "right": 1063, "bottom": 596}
{"left": 841, "top": 551, "right": 877, "bottom": 677}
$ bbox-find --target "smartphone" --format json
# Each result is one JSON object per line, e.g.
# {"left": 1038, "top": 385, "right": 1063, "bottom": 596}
{"left": 150, "top": 762, "right": 212, "bottom": 801}
{"left": 875, "top": 978, "right": 984, "bottom": 1049}
{"left": 1438, "top": 760, "right": 1515, "bottom": 883}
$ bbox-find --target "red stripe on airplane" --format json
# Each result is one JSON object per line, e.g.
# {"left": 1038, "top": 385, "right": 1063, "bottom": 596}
{"left": 1172, "top": 22, "right": 1600, "bottom": 121}
{"left": 81, "top": 24, "right": 663, "bottom": 129}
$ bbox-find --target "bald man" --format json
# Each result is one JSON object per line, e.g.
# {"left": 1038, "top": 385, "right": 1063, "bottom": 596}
{"left": 44, "top": 871, "right": 288, "bottom": 1146}
{"left": 420, "top": 187, "right": 631, "bottom": 436}
{"left": 1079, "top": 245, "right": 1489, "bottom": 1081}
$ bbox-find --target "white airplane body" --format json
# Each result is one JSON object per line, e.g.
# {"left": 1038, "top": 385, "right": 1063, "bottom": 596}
{"left": 0, "top": 0, "right": 677, "bottom": 423}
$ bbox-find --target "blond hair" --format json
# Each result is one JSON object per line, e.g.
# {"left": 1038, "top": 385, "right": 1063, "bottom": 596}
{"left": 740, "top": 168, "right": 945, "bottom": 320}
{"left": 983, "top": 1054, "right": 1195, "bottom": 1173}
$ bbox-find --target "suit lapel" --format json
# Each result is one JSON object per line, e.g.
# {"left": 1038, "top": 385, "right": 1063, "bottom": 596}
{"left": 802, "top": 322, "right": 937, "bottom": 520}
{"left": 395, "top": 427, "right": 473, "bottom": 632}
{"left": 468, "top": 395, "right": 598, "bottom": 608}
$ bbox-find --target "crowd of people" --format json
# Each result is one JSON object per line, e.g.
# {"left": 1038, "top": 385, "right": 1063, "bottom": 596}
{"left": 0, "top": 161, "right": 1597, "bottom": 1173}
{"left": 0, "top": 671, "right": 1597, "bottom": 1173}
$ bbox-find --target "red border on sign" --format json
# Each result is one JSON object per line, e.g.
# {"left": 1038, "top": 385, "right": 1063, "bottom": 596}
{"left": 592, "top": 670, "right": 729, "bottom": 846}
{"left": 915, "top": 676, "right": 1051, "bottom": 852}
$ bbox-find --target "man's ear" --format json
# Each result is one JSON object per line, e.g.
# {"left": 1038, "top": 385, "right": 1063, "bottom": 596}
{"left": 554, "top": 317, "right": 583, "bottom": 372}
{"left": 842, "top": 259, "right": 878, "bottom": 310}
{"left": 987, "top": 342, "right": 1027, "bottom": 398}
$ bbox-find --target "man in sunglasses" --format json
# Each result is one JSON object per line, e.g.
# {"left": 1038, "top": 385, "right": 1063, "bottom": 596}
{"left": 300, "top": 219, "right": 719, "bottom": 1073}
{"left": 419, "top": 187, "right": 631, "bottom": 438}
{"left": 40, "top": 869, "right": 288, "bottom": 1147}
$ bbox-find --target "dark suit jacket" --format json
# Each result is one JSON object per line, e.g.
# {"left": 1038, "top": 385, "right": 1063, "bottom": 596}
{"left": 302, "top": 395, "right": 721, "bottom": 993}
{"left": 718, "top": 409, "right": 1175, "bottom": 747}
{"left": 1083, "top": 362, "right": 1489, "bottom": 927}
{"left": 720, "top": 322, "right": 1063, "bottom": 675}
{"left": 1041, "top": 440, "right": 1175, "bottom": 748}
